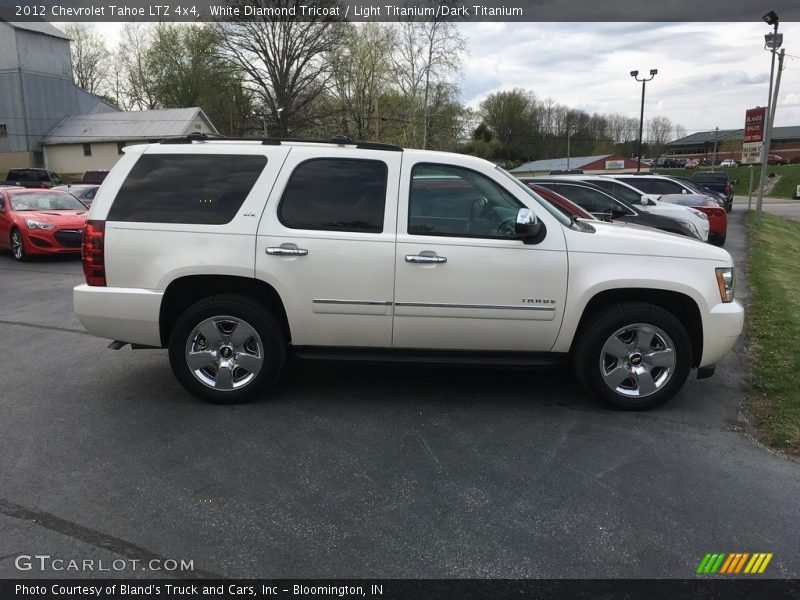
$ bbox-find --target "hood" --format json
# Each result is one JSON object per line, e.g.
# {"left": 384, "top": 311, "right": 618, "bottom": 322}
{"left": 565, "top": 219, "right": 732, "bottom": 263}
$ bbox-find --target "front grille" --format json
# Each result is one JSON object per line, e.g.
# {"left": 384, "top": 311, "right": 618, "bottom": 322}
{"left": 54, "top": 229, "right": 83, "bottom": 248}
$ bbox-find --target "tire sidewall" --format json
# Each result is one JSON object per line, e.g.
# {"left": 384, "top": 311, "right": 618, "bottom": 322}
{"left": 168, "top": 295, "right": 285, "bottom": 404}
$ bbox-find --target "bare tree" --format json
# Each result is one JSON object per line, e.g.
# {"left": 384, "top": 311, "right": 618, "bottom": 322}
{"left": 327, "top": 23, "right": 395, "bottom": 140}
{"left": 391, "top": 6, "right": 466, "bottom": 148}
{"left": 117, "top": 23, "right": 159, "bottom": 110}
{"left": 674, "top": 124, "right": 688, "bottom": 141}
{"left": 216, "top": 0, "right": 343, "bottom": 136}
{"left": 647, "top": 115, "right": 674, "bottom": 157}
{"left": 63, "top": 24, "right": 109, "bottom": 95}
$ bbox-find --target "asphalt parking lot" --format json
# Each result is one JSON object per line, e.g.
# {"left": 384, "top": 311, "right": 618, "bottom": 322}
{"left": 1, "top": 208, "right": 799, "bottom": 580}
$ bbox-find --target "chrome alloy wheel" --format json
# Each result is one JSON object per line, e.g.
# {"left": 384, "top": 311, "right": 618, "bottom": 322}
{"left": 11, "top": 230, "right": 24, "bottom": 260}
{"left": 599, "top": 323, "right": 676, "bottom": 398}
{"left": 185, "top": 315, "right": 264, "bottom": 391}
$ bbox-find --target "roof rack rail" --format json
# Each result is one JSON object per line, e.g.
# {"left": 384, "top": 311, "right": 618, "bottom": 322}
{"left": 159, "top": 133, "right": 403, "bottom": 152}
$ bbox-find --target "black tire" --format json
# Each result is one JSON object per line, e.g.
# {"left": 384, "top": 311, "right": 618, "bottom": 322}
{"left": 573, "top": 302, "right": 692, "bottom": 410}
{"left": 168, "top": 294, "right": 286, "bottom": 404}
{"left": 710, "top": 233, "right": 726, "bottom": 247}
{"left": 10, "top": 229, "right": 26, "bottom": 261}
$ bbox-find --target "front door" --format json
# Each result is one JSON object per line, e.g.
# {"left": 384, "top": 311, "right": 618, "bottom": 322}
{"left": 393, "top": 162, "right": 568, "bottom": 352}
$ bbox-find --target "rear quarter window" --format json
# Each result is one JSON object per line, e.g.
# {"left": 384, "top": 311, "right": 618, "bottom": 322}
{"left": 107, "top": 154, "right": 267, "bottom": 224}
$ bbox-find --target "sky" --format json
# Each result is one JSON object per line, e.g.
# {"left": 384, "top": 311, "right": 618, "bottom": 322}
{"left": 88, "top": 21, "right": 800, "bottom": 136}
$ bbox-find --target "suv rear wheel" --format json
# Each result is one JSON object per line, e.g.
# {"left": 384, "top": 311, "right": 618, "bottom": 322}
{"left": 168, "top": 294, "right": 286, "bottom": 404}
{"left": 574, "top": 302, "right": 692, "bottom": 409}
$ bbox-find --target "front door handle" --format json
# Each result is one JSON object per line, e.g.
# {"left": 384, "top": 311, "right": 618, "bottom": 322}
{"left": 266, "top": 247, "right": 308, "bottom": 256}
{"left": 405, "top": 254, "right": 447, "bottom": 264}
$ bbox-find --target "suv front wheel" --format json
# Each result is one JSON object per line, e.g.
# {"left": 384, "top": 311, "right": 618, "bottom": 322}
{"left": 574, "top": 302, "right": 692, "bottom": 410}
{"left": 168, "top": 294, "right": 286, "bottom": 404}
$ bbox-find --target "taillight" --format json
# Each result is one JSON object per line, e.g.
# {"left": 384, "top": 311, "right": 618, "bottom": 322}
{"left": 82, "top": 220, "right": 106, "bottom": 286}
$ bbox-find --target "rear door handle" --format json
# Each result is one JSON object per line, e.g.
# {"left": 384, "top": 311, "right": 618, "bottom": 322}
{"left": 405, "top": 255, "right": 447, "bottom": 264}
{"left": 266, "top": 247, "right": 308, "bottom": 256}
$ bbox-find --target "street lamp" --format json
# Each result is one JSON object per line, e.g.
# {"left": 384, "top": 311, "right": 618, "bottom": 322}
{"left": 756, "top": 10, "right": 781, "bottom": 221}
{"left": 631, "top": 68, "right": 657, "bottom": 173}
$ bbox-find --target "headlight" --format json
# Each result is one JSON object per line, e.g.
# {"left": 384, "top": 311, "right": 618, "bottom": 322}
{"left": 715, "top": 267, "right": 735, "bottom": 303}
{"left": 677, "top": 221, "right": 701, "bottom": 239}
{"left": 26, "top": 220, "right": 55, "bottom": 230}
{"left": 689, "top": 208, "right": 708, "bottom": 220}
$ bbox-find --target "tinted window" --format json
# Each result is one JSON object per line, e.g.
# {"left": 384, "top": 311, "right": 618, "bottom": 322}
{"left": 593, "top": 180, "right": 643, "bottom": 205}
{"left": 279, "top": 159, "right": 387, "bottom": 233}
{"left": 618, "top": 177, "right": 685, "bottom": 195}
{"left": 108, "top": 154, "right": 266, "bottom": 224}
{"left": 409, "top": 164, "right": 522, "bottom": 238}
{"left": 553, "top": 184, "right": 619, "bottom": 214}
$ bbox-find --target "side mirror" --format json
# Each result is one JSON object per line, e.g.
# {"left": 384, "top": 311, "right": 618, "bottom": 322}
{"left": 681, "top": 189, "right": 688, "bottom": 194}
{"left": 515, "top": 208, "right": 544, "bottom": 243}
{"left": 611, "top": 207, "right": 628, "bottom": 219}
{"left": 641, "top": 195, "right": 658, "bottom": 206}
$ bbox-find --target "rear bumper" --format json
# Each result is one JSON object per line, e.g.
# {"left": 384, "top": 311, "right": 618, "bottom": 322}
{"left": 700, "top": 299, "right": 744, "bottom": 367}
{"left": 74, "top": 284, "right": 163, "bottom": 347}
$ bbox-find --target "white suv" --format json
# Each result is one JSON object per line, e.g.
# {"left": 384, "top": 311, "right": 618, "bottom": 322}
{"left": 74, "top": 137, "right": 744, "bottom": 409}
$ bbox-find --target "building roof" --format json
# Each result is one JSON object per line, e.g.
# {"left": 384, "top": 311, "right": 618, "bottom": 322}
{"left": 0, "top": 20, "right": 70, "bottom": 40}
{"left": 41, "top": 108, "right": 218, "bottom": 144}
{"left": 668, "top": 126, "right": 800, "bottom": 147}
{"left": 509, "top": 155, "right": 617, "bottom": 174}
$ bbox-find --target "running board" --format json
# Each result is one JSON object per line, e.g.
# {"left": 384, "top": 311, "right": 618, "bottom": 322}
{"left": 290, "top": 346, "right": 567, "bottom": 368}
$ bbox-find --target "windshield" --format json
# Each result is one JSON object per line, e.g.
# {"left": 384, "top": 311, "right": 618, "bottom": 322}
{"left": 10, "top": 192, "right": 86, "bottom": 211}
{"left": 495, "top": 166, "right": 572, "bottom": 226}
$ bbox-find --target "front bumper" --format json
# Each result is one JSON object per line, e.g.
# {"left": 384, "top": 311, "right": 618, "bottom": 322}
{"left": 700, "top": 299, "right": 745, "bottom": 367}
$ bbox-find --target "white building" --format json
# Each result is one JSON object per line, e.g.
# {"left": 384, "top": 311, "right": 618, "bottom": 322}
{"left": 42, "top": 107, "right": 219, "bottom": 173}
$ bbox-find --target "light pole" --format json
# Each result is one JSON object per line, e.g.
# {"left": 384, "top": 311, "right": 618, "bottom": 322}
{"left": 756, "top": 10, "right": 782, "bottom": 222}
{"left": 631, "top": 69, "right": 657, "bottom": 173}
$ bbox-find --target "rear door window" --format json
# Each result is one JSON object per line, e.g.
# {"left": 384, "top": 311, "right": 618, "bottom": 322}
{"left": 279, "top": 159, "right": 388, "bottom": 233}
{"left": 107, "top": 154, "right": 267, "bottom": 224}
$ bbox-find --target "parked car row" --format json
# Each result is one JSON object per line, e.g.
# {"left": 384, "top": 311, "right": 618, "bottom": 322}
{"left": 519, "top": 173, "right": 729, "bottom": 246}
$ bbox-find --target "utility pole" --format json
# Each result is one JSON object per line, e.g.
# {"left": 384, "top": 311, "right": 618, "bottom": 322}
{"left": 711, "top": 127, "right": 719, "bottom": 172}
{"left": 756, "top": 13, "right": 781, "bottom": 222}
{"left": 566, "top": 124, "right": 571, "bottom": 171}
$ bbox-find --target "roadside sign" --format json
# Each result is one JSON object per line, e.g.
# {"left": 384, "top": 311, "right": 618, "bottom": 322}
{"left": 742, "top": 143, "right": 764, "bottom": 164}
{"left": 742, "top": 107, "right": 766, "bottom": 164}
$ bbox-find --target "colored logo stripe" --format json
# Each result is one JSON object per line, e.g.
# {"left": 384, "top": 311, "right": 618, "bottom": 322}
{"left": 697, "top": 553, "right": 773, "bottom": 574}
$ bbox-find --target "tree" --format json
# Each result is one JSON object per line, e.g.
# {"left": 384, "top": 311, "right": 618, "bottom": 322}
{"left": 326, "top": 23, "right": 395, "bottom": 140}
{"left": 479, "top": 88, "right": 537, "bottom": 160}
{"left": 391, "top": 7, "right": 466, "bottom": 148}
{"left": 647, "top": 115, "right": 675, "bottom": 158}
{"left": 216, "top": 0, "right": 345, "bottom": 136}
{"left": 63, "top": 24, "right": 109, "bottom": 95}
{"left": 148, "top": 24, "right": 251, "bottom": 135}
{"left": 117, "top": 23, "right": 159, "bottom": 110}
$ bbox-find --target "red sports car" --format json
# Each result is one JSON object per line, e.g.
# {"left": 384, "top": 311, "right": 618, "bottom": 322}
{"left": 657, "top": 193, "right": 727, "bottom": 246}
{"left": 0, "top": 188, "right": 88, "bottom": 261}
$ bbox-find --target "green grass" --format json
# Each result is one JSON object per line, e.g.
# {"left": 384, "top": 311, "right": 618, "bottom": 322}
{"left": 746, "top": 211, "right": 800, "bottom": 457}
{"left": 654, "top": 164, "right": 800, "bottom": 198}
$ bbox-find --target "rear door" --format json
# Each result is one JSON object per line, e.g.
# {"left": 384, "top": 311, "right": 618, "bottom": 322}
{"left": 256, "top": 147, "right": 402, "bottom": 348}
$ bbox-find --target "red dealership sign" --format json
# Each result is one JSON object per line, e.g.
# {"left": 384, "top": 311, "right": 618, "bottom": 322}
{"left": 744, "top": 107, "right": 766, "bottom": 143}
